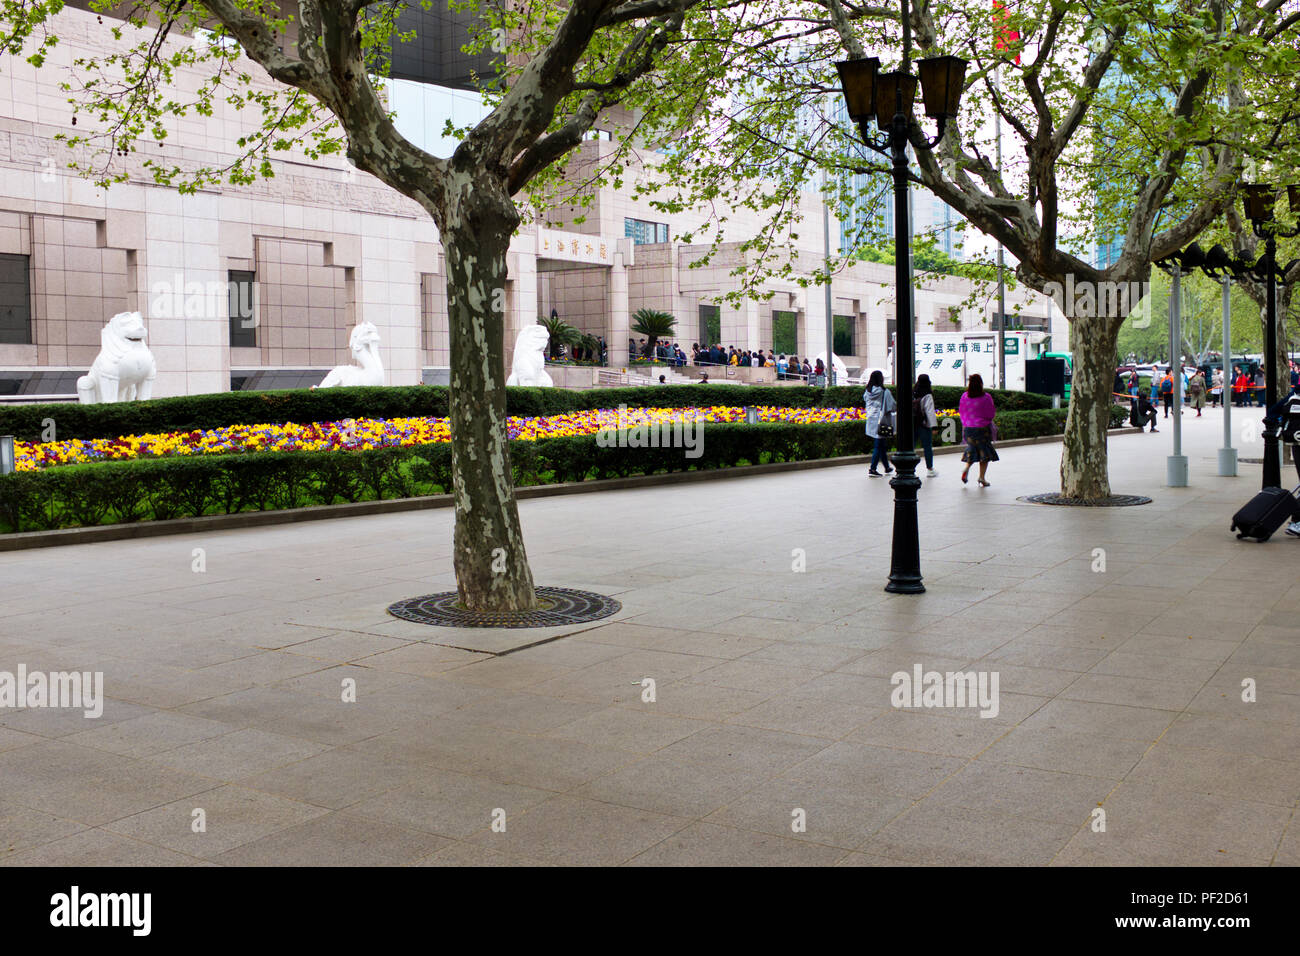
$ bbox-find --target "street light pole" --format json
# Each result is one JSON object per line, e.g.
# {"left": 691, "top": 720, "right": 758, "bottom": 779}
{"left": 1220, "top": 274, "right": 1238, "bottom": 476}
{"left": 1168, "top": 264, "right": 1188, "bottom": 486}
{"left": 823, "top": 163, "right": 836, "bottom": 388}
{"left": 886, "top": 95, "right": 922, "bottom": 593}
{"left": 994, "top": 91, "right": 1006, "bottom": 390}
{"left": 836, "top": 28, "right": 967, "bottom": 596}
{"left": 1263, "top": 232, "right": 1281, "bottom": 488}
{"left": 1242, "top": 183, "right": 1300, "bottom": 489}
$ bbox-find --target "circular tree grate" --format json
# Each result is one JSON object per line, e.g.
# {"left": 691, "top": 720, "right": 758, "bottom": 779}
{"left": 1018, "top": 493, "right": 1153, "bottom": 507}
{"left": 388, "top": 586, "right": 622, "bottom": 629}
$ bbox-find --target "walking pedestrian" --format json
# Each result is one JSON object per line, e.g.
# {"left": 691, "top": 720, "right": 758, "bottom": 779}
{"left": 1188, "top": 369, "right": 1206, "bottom": 416}
{"left": 958, "top": 373, "right": 999, "bottom": 487}
{"left": 1159, "top": 370, "right": 1174, "bottom": 417}
{"left": 914, "top": 373, "right": 939, "bottom": 477}
{"left": 864, "top": 369, "right": 896, "bottom": 477}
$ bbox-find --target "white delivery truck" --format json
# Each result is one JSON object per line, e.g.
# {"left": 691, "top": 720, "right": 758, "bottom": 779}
{"left": 887, "top": 330, "right": 1055, "bottom": 391}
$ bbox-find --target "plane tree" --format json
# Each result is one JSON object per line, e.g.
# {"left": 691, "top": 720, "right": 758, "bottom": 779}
{"left": 621, "top": 0, "right": 1300, "bottom": 499}
{"left": 4, "top": 0, "right": 721, "bottom": 611}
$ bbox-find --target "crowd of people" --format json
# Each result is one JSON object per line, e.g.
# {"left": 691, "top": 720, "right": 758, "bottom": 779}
{"left": 1117, "top": 361, "right": 1300, "bottom": 433}
{"left": 690, "top": 343, "right": 827, "bottom": 380}
{"left": 864, "top": 372, "right": 999, "bottom": 486}
{"left": 626, "top": 338, "right": 832, "bottom": 380}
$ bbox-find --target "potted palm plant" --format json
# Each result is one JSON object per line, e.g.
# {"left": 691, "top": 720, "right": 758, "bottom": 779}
{"left": 630, "top": 308, "right": 676, "bottom": 362}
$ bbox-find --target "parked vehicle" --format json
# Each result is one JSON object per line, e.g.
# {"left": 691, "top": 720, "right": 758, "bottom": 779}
{"left": 887, "top": 330, "right": 1055, "bottom": 392}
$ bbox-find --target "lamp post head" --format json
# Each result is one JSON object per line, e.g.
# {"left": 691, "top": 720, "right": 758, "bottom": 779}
{"left": 1203, "top": 243, "right": 1232, "bottom": 278}
{"left": 1243, "top": 183, "right": 1276, "bottom": 226}
{"left": 873, "top": 70, "right": 918, "bottom": 128}
{"left": 835, "top": 57, "right": 880, "bottom": 126}
{"left": 1177, "top": 242, "right": 1206, "bottom": 272}
{"left": 917, "top": 55, "right": 968, "bottom": 121}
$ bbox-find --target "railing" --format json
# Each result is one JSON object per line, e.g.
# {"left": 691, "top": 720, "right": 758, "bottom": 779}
{"left": 0, "top": 393, "right": 78, "bottom": 404}
{"left": 596, "top": 369, "right": 655, "bottom": 387}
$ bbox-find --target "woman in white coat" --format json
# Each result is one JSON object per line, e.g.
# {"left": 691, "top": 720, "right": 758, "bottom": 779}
{"left": 864, "top": 369, "right": 897, "bottom": 477}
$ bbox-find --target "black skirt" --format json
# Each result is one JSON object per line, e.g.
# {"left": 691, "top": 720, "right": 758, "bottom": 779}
{"left": 961, "top": 425, "right": 1000, "bottom": 463}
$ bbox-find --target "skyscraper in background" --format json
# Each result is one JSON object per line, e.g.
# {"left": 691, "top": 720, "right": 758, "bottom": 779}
{"left": 831, "top": 98, "right": 964, "bottom": 259}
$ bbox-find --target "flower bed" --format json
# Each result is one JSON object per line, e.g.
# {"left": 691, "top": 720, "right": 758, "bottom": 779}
{"left": 0, "top": 383, "right": 1052, "bottom": 444}
{"left": 15, "top": 405, "right": 961, "bottom": 472}
{"left": 0, "top": 406, "right": 1126, "bottom": 534}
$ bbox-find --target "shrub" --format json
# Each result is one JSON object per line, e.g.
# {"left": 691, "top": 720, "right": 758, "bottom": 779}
{"left": 0, "top": 383, "right": 1055, "bottom": 443}
{"left": 0, "top": 407, "right": 1093, "bottom": 534}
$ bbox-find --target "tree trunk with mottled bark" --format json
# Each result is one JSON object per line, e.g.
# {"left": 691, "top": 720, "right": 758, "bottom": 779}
{"left": 435, "top": 172, "right": 538, "bottom": 611}
{"left": 1060, "top": 317, "right": 1121, "bottom": 499}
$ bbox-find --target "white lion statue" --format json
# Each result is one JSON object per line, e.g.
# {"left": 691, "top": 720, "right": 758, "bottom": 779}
{"left": 507, "top": 324, "right": 553, "bottom": 387}
{"left": 813, "top": 351, "right": 850, "bottom": 383}
{"left": 77, "top": 311, "right": 157, "bottom": 405}
{"left": 317, "top": 321, "right": 386, "bottom": 389}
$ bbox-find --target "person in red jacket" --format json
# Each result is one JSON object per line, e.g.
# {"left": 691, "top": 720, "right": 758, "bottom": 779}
{"left": 1233, "top": 368, "right": 1251, "bottom": 407}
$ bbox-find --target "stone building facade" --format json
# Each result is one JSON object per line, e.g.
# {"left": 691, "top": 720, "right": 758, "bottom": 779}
{"left": 0, "top": 4, "right": 1064, "bottom": 400}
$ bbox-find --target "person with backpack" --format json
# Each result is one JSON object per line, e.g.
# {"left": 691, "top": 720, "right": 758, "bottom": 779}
{"left": 864, "top": 370, "right": 896, "bottom": 477}
{"left": 913, "top": 373, "right": 939, "bottom": 478}
{"left": 1188, "top": 369, "right": 1206, "bottom": 416}
{"left": 1159, "top": 370, "right": 1175, "bottom": 417}
{"left": 1130, "top": 390, "right": 1158, "bottom": 432}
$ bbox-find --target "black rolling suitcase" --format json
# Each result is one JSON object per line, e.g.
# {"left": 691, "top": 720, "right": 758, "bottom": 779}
{"left": 1231, "top": 485, "right": 1300, "bottom": 541}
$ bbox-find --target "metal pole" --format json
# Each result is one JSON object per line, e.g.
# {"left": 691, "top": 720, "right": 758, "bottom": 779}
{"left": 1167, "top": 264, "right": 1188, "bottom": 486}
{"left": 995, "top": 95, "right": 1006, "bottom": 390}
{"left": 1263, "top": 234, "right": 1282, "bottom": 488}
{"left": 886, "top": 96, "right": 923, "bottom": 594}
{"left": 1219, "top": 275, "right": 1237, "bottom": 476}
{"left": 824, "top": 164, "right": 836, "bottom": 387}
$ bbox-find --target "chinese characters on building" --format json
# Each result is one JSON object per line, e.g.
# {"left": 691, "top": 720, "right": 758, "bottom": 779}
{"left": 538, "top": 228, "right": 610, "bottom": 265}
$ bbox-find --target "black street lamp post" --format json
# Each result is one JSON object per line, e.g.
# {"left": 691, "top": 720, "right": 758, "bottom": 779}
{"left": 836, "top": 33, "right": 967, "bottom": 594}
{"left": 1242, "top": 184, "right": 1300, "bottom": 488}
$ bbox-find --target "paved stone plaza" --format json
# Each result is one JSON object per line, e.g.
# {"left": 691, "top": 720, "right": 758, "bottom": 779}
{"left": 0, "top": 413, "right": 1297, "bottom": 866}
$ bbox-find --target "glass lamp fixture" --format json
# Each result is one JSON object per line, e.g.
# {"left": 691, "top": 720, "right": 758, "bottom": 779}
{"left": 834, "top": 57, "right": 880, "bottom": 125}
{"left": 917, "top": 55, "right": 968, "bottom": 120}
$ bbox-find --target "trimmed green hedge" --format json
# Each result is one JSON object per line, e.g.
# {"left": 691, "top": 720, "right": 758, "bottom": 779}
{"left": 0, "top": 383, "right": 1054, "bottom": 443}
{"left": 0, "top": 406, "right": 1124, "bottom": 534}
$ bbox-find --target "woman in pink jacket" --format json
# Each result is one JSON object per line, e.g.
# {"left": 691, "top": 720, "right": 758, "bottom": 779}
{"left": 958, "top": 373, "right": 999, "bottom": 486}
